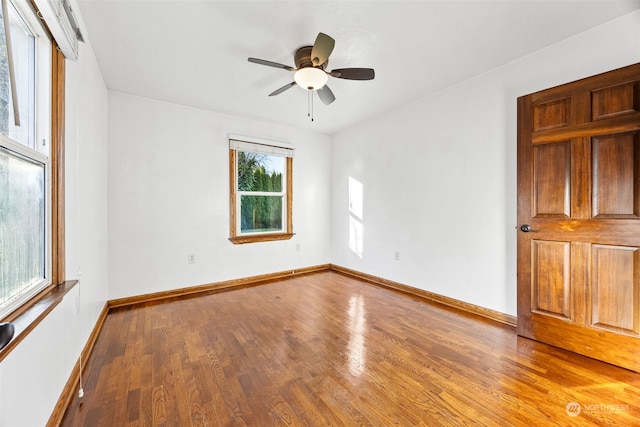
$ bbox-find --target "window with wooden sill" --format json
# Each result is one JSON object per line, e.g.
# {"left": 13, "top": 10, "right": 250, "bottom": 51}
{"left": 228, "top": 138, "right": 293, "bottom": 244}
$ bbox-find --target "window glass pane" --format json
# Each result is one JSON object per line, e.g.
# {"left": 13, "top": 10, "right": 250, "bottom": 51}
{"left": 0, "top": 146, "right": 45, "bottom": 315}
{"left": 240, "top": 195, "right": 283, "bottom": 234}
{"left": 237, "top": 151, "right": 283, "bottom": 192}
{"left": 0, "top": 1, "right": 35, "bottom": 148}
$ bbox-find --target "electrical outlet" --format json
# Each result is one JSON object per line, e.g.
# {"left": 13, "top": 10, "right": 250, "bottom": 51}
{"left": 394, "top": 251, "right": 400, "bottom": 261}
{"left": 296, "top": 243, "right": 301, "bottom": 252}
{"left": 188, "top": 254, "right": 196, "bottom": 264}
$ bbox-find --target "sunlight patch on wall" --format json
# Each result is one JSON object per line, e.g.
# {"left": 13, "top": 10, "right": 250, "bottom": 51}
{"left": 348, "top": 176, "right": 363, "bottom": 258}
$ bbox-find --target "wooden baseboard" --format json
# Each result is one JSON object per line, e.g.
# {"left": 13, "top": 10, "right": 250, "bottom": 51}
{"left": 330, "top": 264, "right": 517, "bottom": 328}
{"left": 47, "top": 302, "right": 110, "bottom": 427}
{"left": 107, "top": 261, "right": 515, "bottom": 328}
{"left": 108, "top": 264, "right": 332, "bottom": 309}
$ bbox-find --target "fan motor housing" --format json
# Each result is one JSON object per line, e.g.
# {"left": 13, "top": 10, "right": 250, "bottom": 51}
{"left": 295, "top": 46, "right": 327, "bottom": 70}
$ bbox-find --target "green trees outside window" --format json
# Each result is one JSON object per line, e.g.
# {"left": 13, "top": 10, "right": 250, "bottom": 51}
{"left": 237, "top": 151, "right": 285, "bottom": 234}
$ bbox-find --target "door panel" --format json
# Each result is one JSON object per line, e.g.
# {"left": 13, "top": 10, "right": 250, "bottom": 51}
{"left": 591, "top": 244, "right": 639, "bottom": 334}
{"left": 531, "top": 240, "right": 570, "bottom": 318}
{"left": 592, "top": 133, "right": 639, "bottom": 218}
{"left": 518, "top": 62, "right": 640, "bottom": 372}
{"left": 533, "top": 142, "right": 570, "bottom": 217}
{"left": 533, "top": 98, "right": 570, "bottom": 131}
{"left": 591, "top": 82, "right": 639, "bottom": 121}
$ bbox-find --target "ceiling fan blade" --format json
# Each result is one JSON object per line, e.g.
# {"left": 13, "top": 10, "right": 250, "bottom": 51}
{"left": 248, "top": 57, "right": 295, "bottom": 71}
{"left": 317, "top": 85, "right": 335, "bottom": 105}
{"left": 330, "top": 68, "right": 375, "bottom": 80}
{"left": 268, "top": 81, "right": 296, "bottom": 96}
{"left": 311, "top": 32, "right": 335, "bottom": 66}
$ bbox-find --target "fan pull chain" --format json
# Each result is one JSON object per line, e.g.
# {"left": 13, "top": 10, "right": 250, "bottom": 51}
{"left": 307, "top": 91, "right": 314, "bottom": 121}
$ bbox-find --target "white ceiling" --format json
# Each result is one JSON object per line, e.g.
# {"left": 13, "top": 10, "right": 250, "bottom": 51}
{"left": 75, "top": 0, "right": 640, "bottom": 135}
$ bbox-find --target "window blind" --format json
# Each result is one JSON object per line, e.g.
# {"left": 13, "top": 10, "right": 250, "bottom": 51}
{"left": 229, "top": 138, "right": 294, "bottom": 158}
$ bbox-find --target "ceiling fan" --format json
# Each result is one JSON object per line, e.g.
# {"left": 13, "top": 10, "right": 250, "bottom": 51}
{"left": 248, "top": 32, "right": 375, "bottom": 107}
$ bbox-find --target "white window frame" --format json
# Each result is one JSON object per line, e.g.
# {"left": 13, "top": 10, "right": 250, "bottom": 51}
{"left": 0, "top": 0, "right": 52, "bottom": 320}
{"left": 236, "top": 154, "right": 287, "bottom": 236}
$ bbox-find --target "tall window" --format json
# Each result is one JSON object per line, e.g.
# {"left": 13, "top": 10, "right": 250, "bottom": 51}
{"left": 229, "top": 138, "right": 293, "bottom": 244}
{"left": 0, "top": 0, "right": 52, "bottom": 319}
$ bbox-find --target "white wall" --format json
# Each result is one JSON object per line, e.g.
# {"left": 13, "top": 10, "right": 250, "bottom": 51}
{"left": 331, "top": 11, "right": 640, "bottom": 316}
{"left": 107, "top": 93, "right": 332, "bottom": 300}
{"left": 65, "top": 39, "right": 110, "bottom": 343}
{"left": 0, "top": 40, "right": 109, "bottom": 425}
{"left": 0, "top": 287, "right": 80, "bottom": 427}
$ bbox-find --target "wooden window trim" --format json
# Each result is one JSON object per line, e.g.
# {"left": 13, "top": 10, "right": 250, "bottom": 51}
{"left": 228, "top": 148, "right": 294, "bottom": 244}
{"left": 51, "top": 43, "right": 65, "bottom": 286}
{"left": 0, "top": 45, "right": 67, "bottom": 358}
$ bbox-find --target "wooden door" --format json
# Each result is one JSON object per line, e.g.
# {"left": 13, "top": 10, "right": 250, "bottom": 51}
{"left": 517, "top": 63, "right": 640, "bottom": 372}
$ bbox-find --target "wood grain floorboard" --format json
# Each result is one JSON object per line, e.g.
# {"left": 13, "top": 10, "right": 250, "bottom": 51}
{"left": 61, "top": 271, "right": 640, "bottom": 426}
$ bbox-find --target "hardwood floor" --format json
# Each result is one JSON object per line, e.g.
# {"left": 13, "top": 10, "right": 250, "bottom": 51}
{"left": 61, "top": 271, "right": 640, "bottom": 426}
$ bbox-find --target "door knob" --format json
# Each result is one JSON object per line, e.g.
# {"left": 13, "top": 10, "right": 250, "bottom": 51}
{"left": 520, "top": 224, "right": 533, "bottom": 232}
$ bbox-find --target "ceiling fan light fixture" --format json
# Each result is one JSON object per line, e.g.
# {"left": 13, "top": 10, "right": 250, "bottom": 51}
{"left": 294, "top": 67, "right": 328, "bottom": 91}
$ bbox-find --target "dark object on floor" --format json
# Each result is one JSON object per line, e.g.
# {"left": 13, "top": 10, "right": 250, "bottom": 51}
{"left": 0, "top": 322, "right": 15, "bottom": 351}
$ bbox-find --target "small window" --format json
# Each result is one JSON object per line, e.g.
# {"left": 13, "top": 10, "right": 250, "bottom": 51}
{"left": 229, "top": 138, "right": 293, "bottom": 244}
